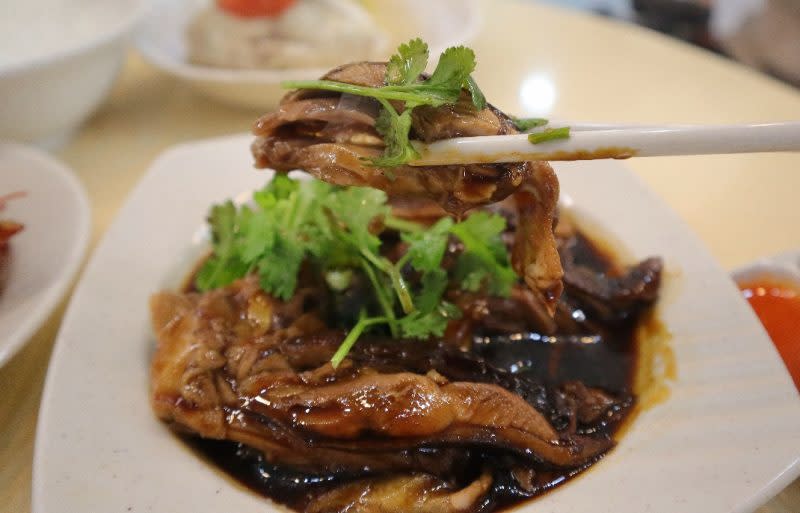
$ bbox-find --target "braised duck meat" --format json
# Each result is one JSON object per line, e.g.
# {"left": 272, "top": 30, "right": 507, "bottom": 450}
{"left": 150, "top": 37, "right": 667, "bottom": 513}
{"left": 150, "top": 215, "right": 661, "bottom": 512}
{"left": 305, "top": 473, "right": 494, "bottom": 513}
{"left": 150, "top": 270, "right": 636, "bottom": 511}
{"left": 560, "top": 231, "right": 662, "bottom": 323}
{"left": 251, "top": 62, "right": 563, "bottom": 317}
{"left": 151, "top": 276, "right": 620, "bottom": 465}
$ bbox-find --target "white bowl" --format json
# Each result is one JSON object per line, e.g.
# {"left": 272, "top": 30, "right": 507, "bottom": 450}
{"left": 135, "top": 0, "right": 482, "bottom": 110}
{"left": 733, "top": 249, "right": 800, "bottom": 290}
{"left": 0, "top": 0, "right": 145, "bottom": 146}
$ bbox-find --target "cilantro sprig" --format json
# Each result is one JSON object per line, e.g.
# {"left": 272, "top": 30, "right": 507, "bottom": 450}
{"left": 528, "top": 127, "right": 571, "bottom": 144}
{"left": 282, "top": 38, "right": 487, "bottom": 168}
{"left": 512, "top": 117, "right": 549, "bottom": 131}
{"left": 197, "top": 176, "right": 516, "bottom": 365}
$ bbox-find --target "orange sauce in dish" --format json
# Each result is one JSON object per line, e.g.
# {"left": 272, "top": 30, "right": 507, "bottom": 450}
{"left": 739, "top": 278, "right": 800, "bottom": 390}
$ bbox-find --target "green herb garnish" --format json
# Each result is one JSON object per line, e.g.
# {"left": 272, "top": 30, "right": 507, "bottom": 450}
{"left": 450, "top": 212, "right": 517, "bottom": 296}
{"left": 373, "top": 101, "right": 420, "bottom": 167}
{"left": 512, "top": 117, "right": 549, "bottom": 131}
{"left": 197, "top": 177, "right": 515, "bottom": 365}
{"left": 528, "top": 127, "right": 571, "bottom": 144}
{"left": 282, "top": 38, "right": 487, "bottom": 167}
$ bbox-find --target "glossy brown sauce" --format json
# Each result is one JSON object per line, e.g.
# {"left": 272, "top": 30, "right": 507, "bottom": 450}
{"left": 180, "top": 228, "right": 667, "bottom": 512}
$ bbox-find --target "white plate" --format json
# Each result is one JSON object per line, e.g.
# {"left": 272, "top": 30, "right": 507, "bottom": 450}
{"left": 0, "top": 142, "right": 90, "bottom": 365}
{"left": 135, "top": 0, "right": 481, "bottom": 110}
{"left": 33, "top": 135, "right": 800, "bottom": 513}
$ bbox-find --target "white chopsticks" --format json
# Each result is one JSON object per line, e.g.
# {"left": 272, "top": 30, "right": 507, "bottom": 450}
{"left": 409, "top": 122, "right": 800, "bottom": 166}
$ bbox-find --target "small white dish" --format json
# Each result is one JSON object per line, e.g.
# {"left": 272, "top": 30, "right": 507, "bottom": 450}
{"left": 33, "top": 135, "right": 800, "bottom": 513}
{"left": 0, "top": 142, "right": 91, "bottom": 366}
{"left": 135, "top": 0, "right": 481, "bottom": 110}
{"left": 733, "top": 249, "right": 800, "bottom": 287}
{"left": 0, "top": 0, "right": 145, "bottom": 146}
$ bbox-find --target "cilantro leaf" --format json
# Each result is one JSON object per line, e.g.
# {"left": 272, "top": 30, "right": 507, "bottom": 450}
{"left": 196, "top": 201, "right": 246, "bottom": 291}
{"left": 454, "top": 211, "right": 506, "bottom": 242}
{"left": 257, "top": 238, "right": 304, "bottom": 300}
{"left": 397, "top": 267, "right": 454, "bottom": 340}
{"left": 465, "top": 75, "right": 486, "bottom": 111}
{"left": 195, "top": 253, "right": 249, "bottom": 292}
{"left": 195, "top": 174, "right": 520, "bottom": 366}
{"left": 254, "top": 174, "right": 297, "bottom": 208}
{"left": 414, "top": 268, "right": 449, "bottom": 313}
{"left": 324, "top": 185, "right": 389, "bottom": 252}
{"left": 208, "top": 201, "right": 237, "bottom": 248}
{"left": 399, "top": 301, "right": 461, "bottom": 339}
{"left": 512, "top": 117, "right": 549, "bottom": 131}
{"left": 528, "top": 127, "right": 571, "bottom": 144}
{"left": 450, "top": 212, "right": 516, "bottom": 297}
{"left": 401, "top": 217, "right": 453, "bottom": 272}
{"left": 386, "top": 38, "right": 429, "bottom": 86}
{"left": 371, "top": 104, "right": 421, "bottom": 168}
{"left": 453, "top": 253, "right": 511, "bottom": 295}
{"left": 454, "top": 255, "right": 490, "bottom": 292}
{"left": 280, "top": 79, "right": 454, "bottom": 107}
{"left": 239, "top": 208, "right": 275, "bottom": 262}
{"left": 426, "top": 46, "right": 477, "bottom": 92}
{"left": 284, "top": 38, "right": 488, "bottom": 168}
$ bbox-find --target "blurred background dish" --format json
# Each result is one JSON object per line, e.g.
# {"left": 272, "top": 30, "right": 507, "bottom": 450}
{"left": 135, "top": 0, "right": 481, "bottom": 110}
{"left": 187, "top": 0, "right": 389, "bottom": 70}
{"left": 0, "top": 0, "right": 145, "bottom": 147}
{"left": 0, "top": 142, "right": 90, "bottom": 367}
{"left": 733, "top": 250, "right": 800, "bottom": 390}
{"left": 539, "top": 0, "right": 800, "bottom": 87}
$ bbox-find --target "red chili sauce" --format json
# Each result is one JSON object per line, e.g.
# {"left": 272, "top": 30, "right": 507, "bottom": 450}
{"left": 739, "top": 277, "right": 800, "bottom": 390}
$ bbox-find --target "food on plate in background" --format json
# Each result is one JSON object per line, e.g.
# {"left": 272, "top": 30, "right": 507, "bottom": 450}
{"left": 187, "top": 0, "right": 387, "bottom": 70}
{"left": 739, "top": 275, "right": 800, "bottom": 389}
{"left": 149, "top": 39, "right": 666, "bottom": 512}
{"left": 0, "top": 192, "right": 25, "bottom": 292}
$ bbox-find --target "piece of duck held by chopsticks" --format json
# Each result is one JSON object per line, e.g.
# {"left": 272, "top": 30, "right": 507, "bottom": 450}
{"left": 251, "top": 42, "right": 563, "bottom": 317}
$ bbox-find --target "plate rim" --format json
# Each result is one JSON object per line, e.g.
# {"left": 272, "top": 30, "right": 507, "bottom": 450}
{"left": 732, "top": 250, "right": 800, "bottom": 511}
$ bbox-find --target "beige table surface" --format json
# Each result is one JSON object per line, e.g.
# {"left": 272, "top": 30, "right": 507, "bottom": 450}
{"left": 2, "top": 1, "right": 800, "bottom": 511}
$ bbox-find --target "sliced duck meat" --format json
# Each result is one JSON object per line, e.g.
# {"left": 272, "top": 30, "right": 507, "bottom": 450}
{"left": 305, "top": 473, "right": 493, "bottom": 513}
{"left": 559, "top": 231, "right": 662, "bottom": 323}
{"left": 150, "top": 278, "right": 618, "bottom": 479}
{"left": 251, "top": 61, "right": 563, "bottom": 316}
{"left": 244, "top": 371, "right": 610, "bottom": 467}
{"left": 151, "top": 283, "right": 472, "bottom": 476}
